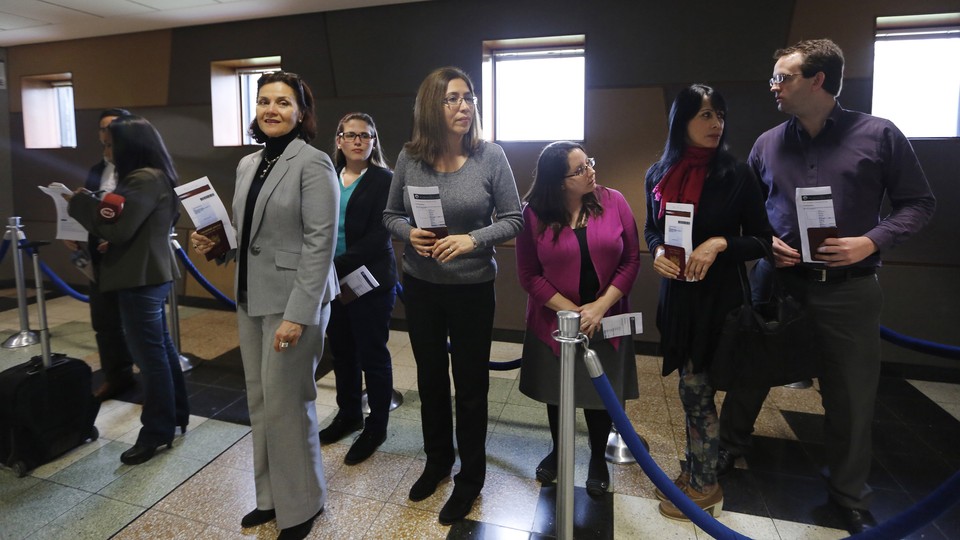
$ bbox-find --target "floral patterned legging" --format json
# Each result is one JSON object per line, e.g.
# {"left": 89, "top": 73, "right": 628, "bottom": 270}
{"left": 678, "top": 360, "right": 719, "bottom": 491}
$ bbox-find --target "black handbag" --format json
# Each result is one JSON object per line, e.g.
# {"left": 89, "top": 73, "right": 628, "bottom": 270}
{"left": 710, "top": 241, "right": 820, "bottom": 392}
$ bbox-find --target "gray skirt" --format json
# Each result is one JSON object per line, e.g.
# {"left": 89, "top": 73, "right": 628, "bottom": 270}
{"left": 519, "top": 332, "right": 639, "bottom": 409}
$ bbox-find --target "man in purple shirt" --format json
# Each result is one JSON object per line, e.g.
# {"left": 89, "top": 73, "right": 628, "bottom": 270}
{"left": 716, "top": 39, "right": 935, "bottom": 534}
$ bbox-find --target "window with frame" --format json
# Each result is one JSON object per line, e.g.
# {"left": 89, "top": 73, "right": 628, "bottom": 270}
{"left": 21, "top": 73, "right": 77, "bottom": 149}
{"left": 211, "top": 57, "right": 281, "bottom": 147}
{"left": 873, "top": 13, "right": 960, "bottom": 138}
{"left": 482, "top": 36, "right": 585, "bottom": 142}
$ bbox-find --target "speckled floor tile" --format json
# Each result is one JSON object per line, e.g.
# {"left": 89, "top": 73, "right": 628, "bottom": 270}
{"left": 168, "top": 418, "right": 250, "bottom": 462}
{"left": 751, "top": 408, "right": 797, "bottom": 441}
{"left": 94, "top": 401, "right": 145, "bottom": 441}
{"left": 488, "top": 377, "right": 514, "bottom": 404}
{"left": 910, "top": 380, "right": 960, "bottom": 405}
{"left": 613, "top": 494, "right": 697, "bottom": 539}
{"left": 309, "top": 492, "right": 384, "bottom": 539}
{"left": 388, "top": 461, "right": 456, "bottom": 513}
{"left": 611, "top": 456, "right": 681, "bottom": 499}
{"left": 28, "top": 493, "right": 145, "bottom": 540}
{"left": 0, "top": 479, "right": 90, "bottom": 539}
{"left": 153, "top": 462, "right": 257, "bottom": 532}
{"left": 626, "top": 395, "right": 671, "bottom": 427}
{"left": 112, "top": 508, "right": 208, "bottom": 540}
{"left": 30, "top": 438, "right": 111, "bottom": 479}
{"left": 469, "top": 470, "right": 541, "bottom": 531}
{"left": 48, "top": 440, "right": 136, "bottom": 492}
{"left": 691, "top": 509, "right": 780, "bottom": 539}
{"left": 211, "top": 432, "right": 254, "bottom": 472}
{"left": 377, "top": 415, "right": 428, "bottom": 458}
{"left": 328, "top": 451, "right": 413, "bottom": 501}
{"left": 771, "top": 519, "right": 847, "bottom": 539}
{"left": 485, "top": 430, "right": 552, "bottom": 480}
{"left": 767, "top": 385, "right": 824, "bottom": 414}
{"left": 364, "top": 502, "right": 452, "bottom": 539}
{"left": 98, "top": 450, "right": 207, "bottom": 507}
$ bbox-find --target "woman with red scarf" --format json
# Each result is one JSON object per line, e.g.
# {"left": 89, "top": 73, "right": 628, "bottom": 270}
{"left": 644, "top": 84, "right": 771, "bottom": 520}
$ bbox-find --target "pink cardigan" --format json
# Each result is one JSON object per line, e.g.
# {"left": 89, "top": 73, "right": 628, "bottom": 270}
{"left": 516, "top": 187, "right": 641, "bottom": 355}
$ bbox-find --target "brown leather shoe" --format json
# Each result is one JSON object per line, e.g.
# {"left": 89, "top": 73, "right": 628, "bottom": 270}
{"left": 655, "top": 471, "right": 690, "bottom": 501}
{"left": 93, "top": 379, "right": 135, "bottom": 402}
{"left": 658, "top": 483, "right": 723, "bottom": 521}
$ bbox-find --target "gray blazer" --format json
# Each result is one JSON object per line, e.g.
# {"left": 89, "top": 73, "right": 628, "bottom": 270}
{"left": 233, "top": 138, "right": 340, "bottom": 325}
{"left": 68, "top": 167, "right": 178, "bottom": 293}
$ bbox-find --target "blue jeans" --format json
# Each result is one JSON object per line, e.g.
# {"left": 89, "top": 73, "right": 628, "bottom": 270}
{"left": 118, "top": 282, "right": 189, "bottom": 446}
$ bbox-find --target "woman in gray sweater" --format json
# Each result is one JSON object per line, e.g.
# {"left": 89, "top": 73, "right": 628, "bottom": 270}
{"left": 383, "top": 66, "right": 522, "bottom": 525}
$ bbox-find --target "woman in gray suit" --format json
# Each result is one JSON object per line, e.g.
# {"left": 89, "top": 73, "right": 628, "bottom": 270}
{"left": 68, "top": 115, "right": 189, "bottom": 466}
{"left": 192, "top": 72, "right": 338, "bottom": 540}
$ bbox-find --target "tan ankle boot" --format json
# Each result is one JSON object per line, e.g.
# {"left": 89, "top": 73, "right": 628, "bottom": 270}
{"left": 654, "top": 471, "right": 690, "bottom": 501}
{"left": 658, "top": 483, "right": 723, "bottom": 521}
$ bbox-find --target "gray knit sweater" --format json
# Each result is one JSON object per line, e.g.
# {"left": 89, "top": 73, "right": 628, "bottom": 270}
{"left": 383, "top": 141, "right": 522, "bottom": 284}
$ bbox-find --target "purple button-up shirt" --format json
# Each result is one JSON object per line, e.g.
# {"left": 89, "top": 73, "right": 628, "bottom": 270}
{"left": 748, "top": 103, "right": 935, "bottom": 267}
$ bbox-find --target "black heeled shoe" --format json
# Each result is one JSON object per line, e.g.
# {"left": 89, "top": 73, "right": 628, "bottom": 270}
{"left": 178, "top": 423, "right": 188, "bottom": 435}
{"left": 240, "top": 508, "right": 276, "bottom": 528}
{"left": 120, "top": 440, "right": 173, "bottom": 465}
{"left": 277, "top": 507, "right": 323, "bottom": 540}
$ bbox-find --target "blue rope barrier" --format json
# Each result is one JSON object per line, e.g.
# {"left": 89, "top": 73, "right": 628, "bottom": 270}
{"left": 17, "top": 240, "right": 90, "bottom": 302}
{"left": 173, "top": 244, "right": 237, "bottom": 310}
{"left": 0, "top": 237, "right": 10, "bottom": 264}
{"left": 589, "top": 371, "right": 751, "bottom": 539}
{"left": 490, "top": 358, "right": 521, "bottom": 371}
{"left": 881, "top": 326, "right": 960, "bottom": 360}
{"left": 590, "top": 367, "right": 960, "bottom": 539}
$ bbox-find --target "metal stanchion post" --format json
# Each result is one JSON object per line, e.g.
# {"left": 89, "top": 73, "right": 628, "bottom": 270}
{"left": 553, "top": 310, "right": 582, "bottom": 540}
{"left": 3, "top": 217, "right": 39, "bottom": 349}
{"left": 606, "top": 317, "right": 648, "bottom": 462}
{"left": 361, "top": 388, "right": 404, "bottom": 414}
{"left": 168, "top": 236, "right": 194, "bottom": 372}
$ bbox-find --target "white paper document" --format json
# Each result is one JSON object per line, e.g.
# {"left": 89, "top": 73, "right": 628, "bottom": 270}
{"left": 175, "top": 177, "right": 237, "bottom": 259}
{"left": 338, "top": 265, "right": 380, "bottom": 304}
{"left": 37, "top": 183, "right": 87, "bottom": 242}
{"left": 407, "top": 186, "right": 448, "bottom": 236}
{"left": 795, "top": 187, "right": 837, "bottom": 264}
{"left": 601, "top": 312, "right": 643, "bottom": 339}
{"left": 664, "top": 202, "right": 695, "bottom": 281}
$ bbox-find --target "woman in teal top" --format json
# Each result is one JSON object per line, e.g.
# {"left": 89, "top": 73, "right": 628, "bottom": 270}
{"left": 319, "top": 112, "right": 397, "bottom": 466}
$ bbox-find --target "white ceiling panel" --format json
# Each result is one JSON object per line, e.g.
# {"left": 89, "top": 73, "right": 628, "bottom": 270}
{"left": 0, "top": 0, "right": 430, "bottom": 47}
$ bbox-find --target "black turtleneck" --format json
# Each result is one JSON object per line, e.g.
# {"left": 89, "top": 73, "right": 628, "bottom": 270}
{"left": 238, "top": 128, "right": 301, "bottom": 299}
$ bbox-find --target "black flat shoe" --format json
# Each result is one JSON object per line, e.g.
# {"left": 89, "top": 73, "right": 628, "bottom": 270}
{"left": 586, "top": 459, "right": 609, "bottom": 498}
{"left": 716, "top": 447, "right": 737, "bottom": 477}
{"left": 240, "top": 508, "right": 276, "bottom": 528}
{"left": 438, "top": 489, "right": 479, "bottom": 525}
{"left": 408, "top": 466, "right": 451, "bottom": 501}
{"left": 832, "top": 502, "right": 877, "bottom": 534}
{"left": 318, "top": 416, "right": 363, "bottom": 444}
{"left": 277, "top": 507, "right": 323, "bottom": 540}
{"left": 344, "top": 429, "right": 387, "bottom": 465}
{"left": 120, "top": 440, "right": 172, "bottom": 465}
{"left": 535, "top": 452, "right": 557, "bottom": 483}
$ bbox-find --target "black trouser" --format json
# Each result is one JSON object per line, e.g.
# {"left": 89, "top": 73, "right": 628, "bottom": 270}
{"left": 326, "top": 286, "right": 396, "bottom": 432}
{"left": 403, "top": 274, "right": 495, "bottom": 496}
{"left": 89, "top": 262, "right": 134, "bottom": 385}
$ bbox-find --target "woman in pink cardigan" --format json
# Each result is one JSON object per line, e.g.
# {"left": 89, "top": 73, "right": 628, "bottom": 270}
{"left": 517, "top": 141, "right": 641, "bottom": 497}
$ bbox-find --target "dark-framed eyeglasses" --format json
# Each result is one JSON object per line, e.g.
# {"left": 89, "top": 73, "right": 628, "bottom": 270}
{"left": 339, "top": 132, "right": 376, "bottom": 143}
{"left": 768, "top": 73, "right": 803, "bottom": 87}
{"left": 564, "top": 157, "right": 596, "bottom": 178}
{"left": 442, "top": 95, "right": 478, "bottom": 108}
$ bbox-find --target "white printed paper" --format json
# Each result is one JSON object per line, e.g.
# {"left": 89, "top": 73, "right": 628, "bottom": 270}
{"left": 601, "top": 312, "right": 643, "bottom": 339}
{"left": 175, "top": 177, "right": 237, "bottom": 250}
{"left": 407, "top": 186, "right": 446, "bottom": 230}
{"left": 795, "top": 187, "right": 836, "bottom": 264}
{"left": 37, "top": 183, "right": 87, "bottom": 241}
{"left": 338, "top": 265, "right": 380, "bottom": 304}
{"left": 664, "top": 202, "right": 695, "bottom": 282}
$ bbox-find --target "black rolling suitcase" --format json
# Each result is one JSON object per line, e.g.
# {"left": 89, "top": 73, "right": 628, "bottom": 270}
{"left": 0, "top": 241, "right": 100, "bottom": 477}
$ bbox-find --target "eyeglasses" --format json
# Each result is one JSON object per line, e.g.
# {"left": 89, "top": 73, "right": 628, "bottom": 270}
{"left": 768, "top": 73, "right": 803, "bottom": 87}
{"left": 442, "top": 95, "right": 478, "bottom": 108}
{"left": 564, "top": 157, "right": 596, "bottom": 178}
{"left": 339, "top": 132, "right": 376, "bottom": 142}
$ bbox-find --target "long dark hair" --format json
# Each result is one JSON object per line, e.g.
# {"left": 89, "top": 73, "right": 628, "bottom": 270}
{"left": 523, "top": 141, "right": 603, "bottom": 241}
{"left": 108, "top": 115, "right": 177, "bottom": 189}
{"left": 332, "top": 112, "right": 389, "bottom": 170}
{"left": 404, "top": 66, "right": 481, "bottom": 165}
{"left": 247, "top": 71, "right": 317, "bottom": 143}
{"left": 647, "top": 84, "right": 735, "bottom": 182}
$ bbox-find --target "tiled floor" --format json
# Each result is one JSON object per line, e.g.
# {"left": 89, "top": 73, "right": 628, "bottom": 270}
{"left": 1, "top": 290, "right": 958, "bottom": 539}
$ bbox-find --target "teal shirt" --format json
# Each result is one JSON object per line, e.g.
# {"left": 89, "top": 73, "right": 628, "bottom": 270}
{"left": 335, "top": 169, "right": 365, "bottom": 257}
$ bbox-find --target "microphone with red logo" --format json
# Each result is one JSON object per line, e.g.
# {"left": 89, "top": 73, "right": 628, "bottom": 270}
{"left": 98, "top": 192, "right": 125, "bottom": 223}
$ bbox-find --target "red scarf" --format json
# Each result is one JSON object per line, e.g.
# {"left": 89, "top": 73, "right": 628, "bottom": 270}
{"left": 652, "top": 146, "right": 716, "bottom": 219}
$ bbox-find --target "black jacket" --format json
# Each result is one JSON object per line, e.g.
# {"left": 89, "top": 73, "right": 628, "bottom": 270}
{"left": 335, "top": 165, "right": 397, "bottom": 293}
